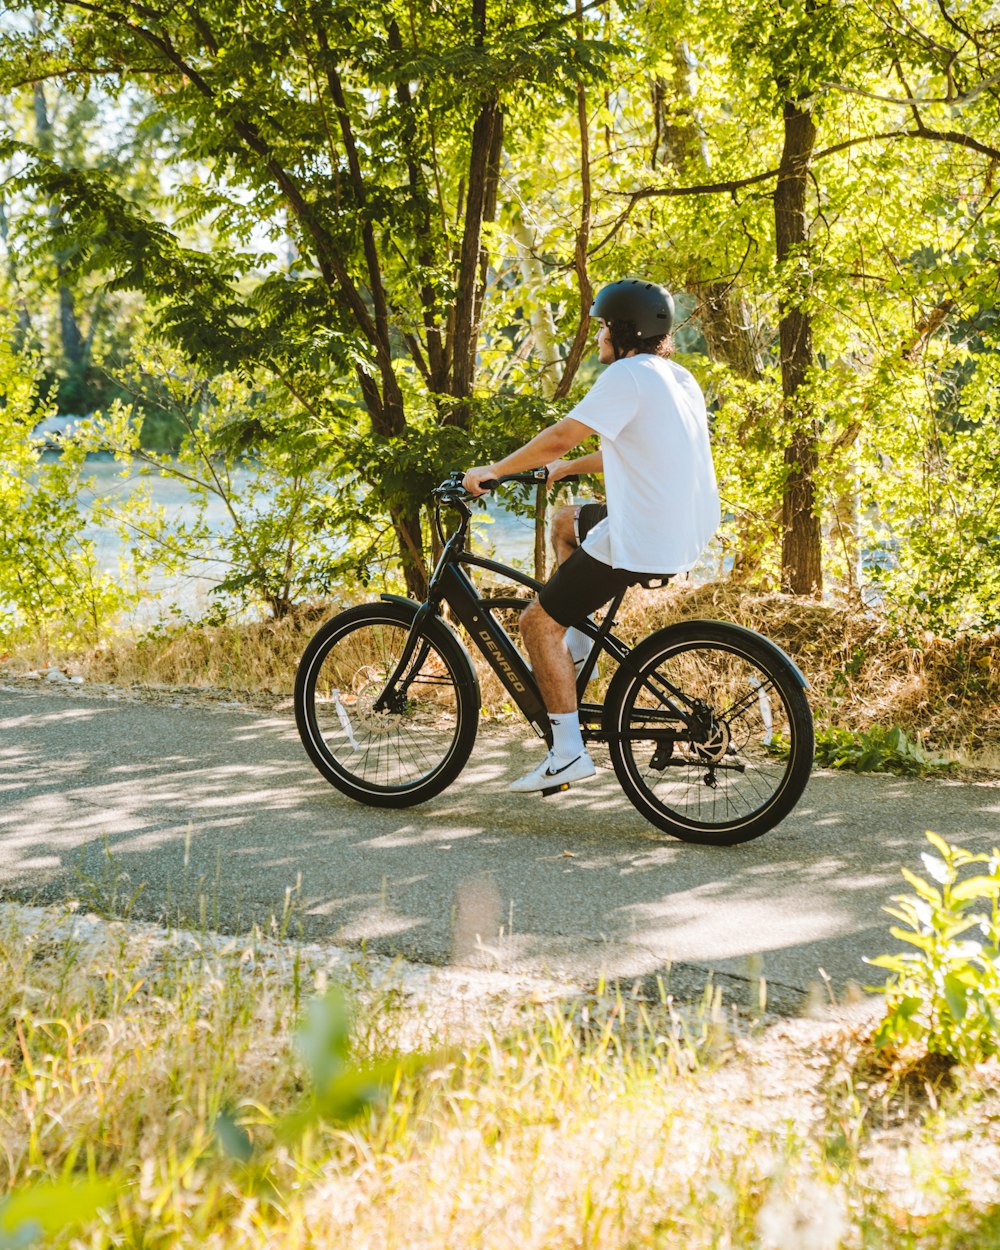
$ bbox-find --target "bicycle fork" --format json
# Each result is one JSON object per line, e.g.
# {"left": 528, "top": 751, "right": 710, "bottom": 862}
{"left": 370, "top": 599, "right": 439, "bottom": 715}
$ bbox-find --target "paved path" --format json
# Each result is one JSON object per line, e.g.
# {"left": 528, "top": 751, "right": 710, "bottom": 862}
{"left": 3, "top": 685, "right": 998, "bottom": 1011}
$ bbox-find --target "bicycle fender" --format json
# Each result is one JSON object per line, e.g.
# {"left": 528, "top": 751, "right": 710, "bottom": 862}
{"left": 378, "top": 594, "right": 482, "bottom": 699}
{"left": 379, "top": 592, "right": 422, "bottom": 610}
{"left": 644, "top": 619, "right": 810, "bottom": 689}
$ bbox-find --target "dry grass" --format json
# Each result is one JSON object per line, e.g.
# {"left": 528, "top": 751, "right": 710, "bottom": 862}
{"left": 2, "top": 903, "right": 1000, "bottom": 1249}
{"left": 20, "top": 581, "right": 999, "bottom": 757}
{"left": 614, "top": 581, "right": 1000, "bottom": 754}
{"left": 76, "top": 604, "right": 335, "bottom": 700}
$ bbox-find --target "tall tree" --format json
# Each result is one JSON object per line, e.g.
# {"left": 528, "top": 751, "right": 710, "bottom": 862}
{"left": 0, "top": 0, "right": 607, "bottom": 596}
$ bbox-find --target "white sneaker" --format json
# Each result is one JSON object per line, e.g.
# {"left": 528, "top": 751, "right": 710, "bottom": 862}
{"left": 509, "top": 750, "right": 597, "bottom": 793}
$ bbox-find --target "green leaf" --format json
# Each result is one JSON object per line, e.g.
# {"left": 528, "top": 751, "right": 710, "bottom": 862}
{"left": 943, "top": 973, "right": 968, "bottom": 1020}
{"left": 888, "top": 926, "right": 933, "bottom": 950}
{"left": 295, "top": 987, "right": 353, "bottom": 1093}
{"left": 214, "top": 1109, "right": 254, "bottom": 1163}
{"left": 952, "top": 876, "right": 1000, "bottom": 903}
{"left": 0, "top": 1179, "right": 117, "bottom": 1246}
{"left": 895, "top": 995, "right": 924, "bottom": 1021}
{"left": 900, "top": 868, "right": 942, "bottom": 904}
{"left": 278, "top": 1049, "right": 445, "bottom": 1141}
{"left": 865, "top": 954, "right": 908, "bottom": 971}
{"left": 924, "top": 832, "right": 953, "bottom": 859}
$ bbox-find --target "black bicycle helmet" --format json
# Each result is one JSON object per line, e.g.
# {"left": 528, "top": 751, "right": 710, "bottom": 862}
{"left": 590, "top": 279, "right": 674, "bottom": 339}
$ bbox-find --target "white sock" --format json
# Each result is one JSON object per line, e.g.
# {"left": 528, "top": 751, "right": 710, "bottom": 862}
{"left": 564, "top": 624, "right": 593, "bottom": 666}
{"left": 548, "top": 712, "right": 584, "bottom": 763}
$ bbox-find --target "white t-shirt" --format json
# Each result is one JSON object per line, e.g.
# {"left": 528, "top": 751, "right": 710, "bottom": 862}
{"left": 566, "top": 355, "right": 720, "bottom": 574}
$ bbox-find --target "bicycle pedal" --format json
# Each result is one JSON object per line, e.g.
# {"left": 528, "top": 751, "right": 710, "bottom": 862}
{"left": 540, "top": 782, "right": 571, "bottom": 797}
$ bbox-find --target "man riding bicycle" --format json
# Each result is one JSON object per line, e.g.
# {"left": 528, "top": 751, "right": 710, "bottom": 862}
{"left": 463, "top": 279, "right": 721, "bottom": 793}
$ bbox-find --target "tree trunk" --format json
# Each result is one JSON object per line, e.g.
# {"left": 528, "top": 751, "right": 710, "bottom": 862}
{"left": 832, "top": 461, "right": 862, "bottom": 594}
{"left": 33, "top": 84, "right": 85, "bottom": 384}
{"left": 390, "top": 502, "right": 428, "bottom": 601}
{"left": 774, "top": 100, "right": 822, "bottom": 596}
{"left": 698, "top": 283, "right": 763, "bottom": 381}
{"left": 449, "top": 93, "right": 502, "bottom": 406}
{"left": 513, "top": 217, "right": 564, "bottom": 580}
{"left": 553, "top": 17, "right": 593, "bottom": 403}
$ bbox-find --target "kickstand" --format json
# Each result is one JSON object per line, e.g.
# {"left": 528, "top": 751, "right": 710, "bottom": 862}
{"left": 540, "top": 782, "right": 571, "bottom": 797}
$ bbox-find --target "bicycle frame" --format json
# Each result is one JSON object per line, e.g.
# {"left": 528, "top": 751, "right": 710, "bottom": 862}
{"left": 375, "top": 477, "right": 698, "bottom": 748}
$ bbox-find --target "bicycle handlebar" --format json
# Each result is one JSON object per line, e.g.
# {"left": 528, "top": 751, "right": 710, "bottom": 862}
{"left": 479, "top": 468, "right": 548, "bottom": 491}
{"left": 433, "top": 469, "right": 579, "bottom": 498}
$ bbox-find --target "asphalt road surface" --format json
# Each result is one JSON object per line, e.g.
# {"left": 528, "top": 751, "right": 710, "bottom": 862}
{"left": 3, "top": 684, "right": 998, "bottom": 1012}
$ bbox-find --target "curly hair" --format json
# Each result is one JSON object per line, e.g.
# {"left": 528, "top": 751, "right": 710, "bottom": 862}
{"left": 607, "top": 318, "right": 673, "bottom": 360}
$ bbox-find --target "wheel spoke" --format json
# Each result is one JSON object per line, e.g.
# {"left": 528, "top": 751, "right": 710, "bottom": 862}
{"left": 608, "top": 628, "right": 813, "bottom": 843}
{"left": 297, "top": 610, "right": 473, "bottom": 797}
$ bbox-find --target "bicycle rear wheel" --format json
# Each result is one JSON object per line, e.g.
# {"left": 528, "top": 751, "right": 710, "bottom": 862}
{"left": 605, "top": 620, "right": 813, "bottom": 845}
{"left": 295, "top": 601, "right": 480, "bottom": 807}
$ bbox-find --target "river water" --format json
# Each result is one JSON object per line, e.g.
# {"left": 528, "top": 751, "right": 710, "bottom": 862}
{"left": 73, "top": 456, "right": 557, "bottom": 623}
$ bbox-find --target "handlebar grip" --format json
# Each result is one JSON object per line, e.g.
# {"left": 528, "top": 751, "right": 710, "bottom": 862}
{"left": 474, "top": 471, "right": 579, "bottom": 493}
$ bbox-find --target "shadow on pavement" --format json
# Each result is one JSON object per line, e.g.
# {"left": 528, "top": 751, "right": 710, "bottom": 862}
{"left": 2, "top": 689, "right": 998, "bottom": 1011}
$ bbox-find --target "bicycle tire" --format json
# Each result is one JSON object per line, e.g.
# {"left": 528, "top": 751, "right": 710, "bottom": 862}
{"left": 604, "top": 620, "right": 813, "bottom": 845}
{"left": 295, "top": 601, "right": 480, "bottom": 807}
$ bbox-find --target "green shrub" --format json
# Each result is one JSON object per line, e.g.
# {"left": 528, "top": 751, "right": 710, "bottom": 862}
{"left": 868, "top": 832, "right": 1000, "bottom": 1064}
{"left": 814, "top": 725, "right": 954, "bottom": 776}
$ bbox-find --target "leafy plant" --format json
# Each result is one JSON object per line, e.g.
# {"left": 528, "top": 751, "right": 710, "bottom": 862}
{"left": 0, "top": 1179, "right": 116, "bottom": 1250}
{"left": 214, "top": 987, "right": 442, "bottom": 1157}
{"left": 813, "top": 725, "right": 954, "bottom": 777}
{"left": 0, "top": 335, "right": 142, "bottom": 650}
{"left": 868, "top": 832, "right": 1000, "bottom": 1065}
{"left": 281, "top": 986, "right": 443, "bottom": 1140}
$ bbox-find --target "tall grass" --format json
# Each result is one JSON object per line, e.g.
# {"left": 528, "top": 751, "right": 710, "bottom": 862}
{"left": 2, "top": 904, "right": 999, "bottom": 1248}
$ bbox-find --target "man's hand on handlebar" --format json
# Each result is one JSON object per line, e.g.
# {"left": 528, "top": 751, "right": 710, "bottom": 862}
{"left": 462, "top": 465, "right": 500, "bottom": 496}
{"left": 545, "top": 458, "right": 576, "bottom": 489}
{"left": 460, "top": 464, "right": 579, "bottom": 496}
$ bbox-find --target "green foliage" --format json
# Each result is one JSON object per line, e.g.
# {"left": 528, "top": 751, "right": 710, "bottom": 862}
{"left": 869, "top": 832, "right": 1000, "bottom": 1065}
{"left": 730, "top": 0, "right": 858, "bottom": 103}
{"left": 0, "top": 1178, "right": 117, "bottom": 1249}
{"left": 337, "top": 393, "right": 566, "bottom": 517}
{"left": 0, "top": 335, "right": 142, "bottom": 649}
{"left": 77, "top": 345, "right": 357, "bottom": 619}
{"left": 276, "top": 987, "right": 441, "bottom": 1143}
{"left": 213, "top": 986, "right": 441, "bottom": 1159}
{"left": 3, "top": 0, "right": 1000, "bottom": 616}
{"left": 848, "top": 333, "right": 1000, "bottom": 635}
{"left": 813, "top": 725, "right": 955, "bottom": 777}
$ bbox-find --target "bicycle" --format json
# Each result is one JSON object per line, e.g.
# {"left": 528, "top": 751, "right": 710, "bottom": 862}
{"left": 294, "top": 470, "right": 814, "bottom": 846}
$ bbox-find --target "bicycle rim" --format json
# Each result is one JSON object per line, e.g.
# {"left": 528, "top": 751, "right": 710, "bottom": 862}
{"left": 299, "top": 610, "right": 472, "bottom": 798}
{"left": 609, "top": 630, "right": 812, "bottom": 843}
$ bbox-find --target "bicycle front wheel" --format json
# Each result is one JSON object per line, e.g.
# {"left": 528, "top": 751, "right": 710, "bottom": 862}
{"left": 605, "top": 620, "right": 813, "bottom": 845}
{"left": 295, "top": 601, "right": 480, "bottom": 807}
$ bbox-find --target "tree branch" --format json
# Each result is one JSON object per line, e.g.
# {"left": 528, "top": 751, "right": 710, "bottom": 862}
{"left": 316, "top": 26, "right": 394, "bottom": 360}
{"left": 819, "top": 65, "right": 1000, "bottom": 107}
{"left": 63, "top": 1, "right": 380, "bottom": 344}
{"left": 905, "top": 123, "right": 1000, "bottom": 160}
{"left": 595, "top": 122, "right": 1000, "bottom": 257}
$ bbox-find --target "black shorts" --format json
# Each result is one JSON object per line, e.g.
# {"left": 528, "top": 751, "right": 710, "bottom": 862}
{"left": 537, "top": 503, "right": 673, "bottom": 628}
